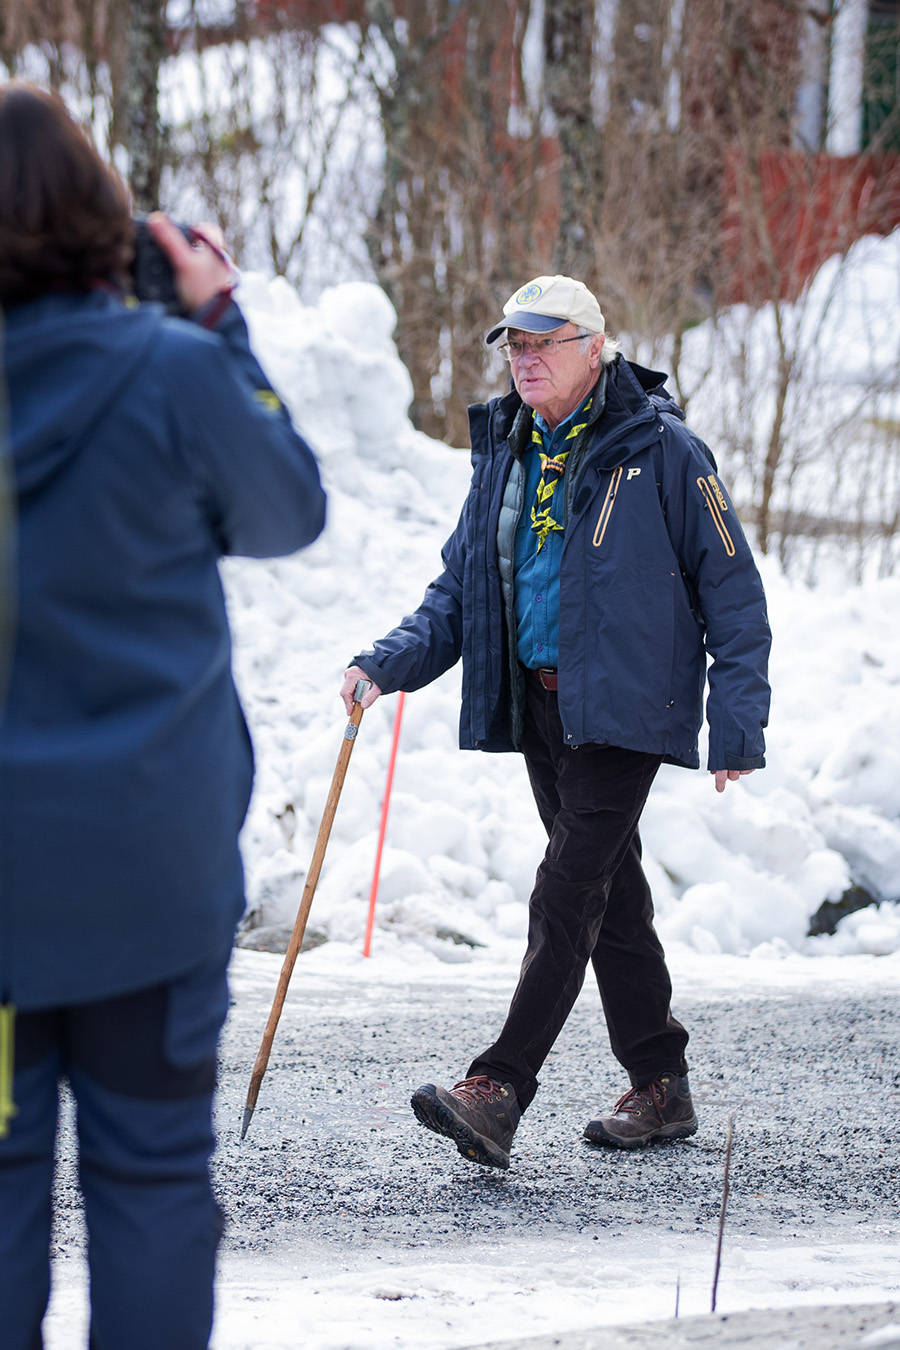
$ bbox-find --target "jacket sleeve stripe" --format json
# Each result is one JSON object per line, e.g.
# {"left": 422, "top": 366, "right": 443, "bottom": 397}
{"left": 696, "top": 476, "right": 736, "bottom": 557}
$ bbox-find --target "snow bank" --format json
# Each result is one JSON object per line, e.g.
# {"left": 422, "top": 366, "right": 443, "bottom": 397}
{"left": 225, "top": 248, "right": 900, "bottom": 966}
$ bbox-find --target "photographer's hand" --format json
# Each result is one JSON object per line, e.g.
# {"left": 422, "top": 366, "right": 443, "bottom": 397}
{"left": 147, "top": 213, "right": 237, "bottom": 313}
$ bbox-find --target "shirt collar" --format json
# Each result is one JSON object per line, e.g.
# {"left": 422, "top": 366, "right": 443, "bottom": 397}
{"left": 533, "top": 390, "right": 594, "bottom": 439}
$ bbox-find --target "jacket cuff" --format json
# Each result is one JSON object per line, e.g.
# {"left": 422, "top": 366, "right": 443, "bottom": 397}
{"left": 722, "top": 752, "right": 765, "bottom": 771}
{"left": 350, "top": 655, "right": 400, "bottom": 695}
{"left": 189, "top": 289, "right": 238, "bottom": 330}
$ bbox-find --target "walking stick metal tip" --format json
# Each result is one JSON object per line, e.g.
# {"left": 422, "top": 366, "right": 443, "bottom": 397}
{"left": 240, "top": 1106, "right": 254, "bottom": 1141}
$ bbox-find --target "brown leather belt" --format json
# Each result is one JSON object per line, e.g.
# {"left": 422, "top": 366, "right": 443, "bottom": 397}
{"left": 535, "top": 668, "right": 558, "bottom": 691}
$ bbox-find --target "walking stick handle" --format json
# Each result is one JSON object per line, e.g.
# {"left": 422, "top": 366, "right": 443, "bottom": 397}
{"left": 241, "top": 682, "right": 371, "bottom": 1139}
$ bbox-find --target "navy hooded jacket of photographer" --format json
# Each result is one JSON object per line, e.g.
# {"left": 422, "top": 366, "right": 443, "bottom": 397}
{"left": 0, "top": 290, "right": 326, "bottom": 1011}
{"left": 353, "top": 356, "right": 771, "bottom": 770}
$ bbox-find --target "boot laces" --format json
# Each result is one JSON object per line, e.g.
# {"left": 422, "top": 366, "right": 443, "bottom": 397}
{"left": 450, "top": 1075, "right": 505, "bottom": 1106}
{"left": 613, "top": 1081, "right": 666, "bottom": 1116}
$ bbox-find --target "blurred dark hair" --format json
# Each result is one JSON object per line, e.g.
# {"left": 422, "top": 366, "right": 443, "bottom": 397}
{"left": 0, "top": 82, "right": 133, "bottom": 307}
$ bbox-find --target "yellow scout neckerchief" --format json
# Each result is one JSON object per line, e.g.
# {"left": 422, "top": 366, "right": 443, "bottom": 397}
{"left": 530, "top": 396, "right": 592, "bottom": 551}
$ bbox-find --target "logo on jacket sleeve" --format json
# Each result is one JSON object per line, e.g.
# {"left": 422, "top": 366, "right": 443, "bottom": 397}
{"left": 253, "top": 389, "right": 283, "bottom": 413}
{"left": 707, "top": 474, "right": 728, "bottom": 511}
{"left": 697, "top": 476, "right": 736, "bottom": 557}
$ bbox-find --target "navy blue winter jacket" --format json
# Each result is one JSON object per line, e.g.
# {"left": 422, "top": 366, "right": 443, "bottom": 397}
{"left": 0, "top": 290, "right": 325, "bottom": 1011}
{"left": 354, "top": 357, "right": 770, "bottom": 772}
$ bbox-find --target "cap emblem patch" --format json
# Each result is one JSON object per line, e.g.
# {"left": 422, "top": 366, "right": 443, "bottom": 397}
{"left": 516, "top": 283, "right": 543, "bottom": 305}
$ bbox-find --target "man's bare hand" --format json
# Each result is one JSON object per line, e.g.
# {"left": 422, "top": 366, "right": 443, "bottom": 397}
{"left": 340, "top": 665, "right": 382, "bottom": 716}
{"left": 713, "top": 769, "right": 755, "bottom": 793}
{"left": 146, "top": 212, "right": 237, "bottom": 313}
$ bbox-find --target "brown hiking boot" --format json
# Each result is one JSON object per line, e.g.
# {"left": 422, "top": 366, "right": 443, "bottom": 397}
{"left": 583, "top": 1072, "right": 698, "bottom": 1149}
{"left": 411, "top": 1075, "right": 521, "bottom": 1169}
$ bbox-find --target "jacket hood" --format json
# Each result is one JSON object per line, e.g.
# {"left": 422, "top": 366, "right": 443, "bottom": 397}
{"left": 610, "top": 357, "right": 685, "bottom": 423}
{"left": 3, "top": 291, "right": 162, "bottom": 495}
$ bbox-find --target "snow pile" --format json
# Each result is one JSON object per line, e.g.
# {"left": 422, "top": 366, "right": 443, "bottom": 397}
{"left": 225, "top": 244, "right": 900, "bottom": 967}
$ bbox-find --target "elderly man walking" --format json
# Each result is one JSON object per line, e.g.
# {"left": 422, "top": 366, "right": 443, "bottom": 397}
{"left": 342, "top": 275, "right": 770, "bottom": 1170}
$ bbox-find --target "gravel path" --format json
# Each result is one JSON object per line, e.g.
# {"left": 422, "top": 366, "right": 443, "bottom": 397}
{"left": 45, "top": 949, "right": 900, "bottom": 1347}
{"left": 218, "top": 952, "right": 900, "bottom": 1253}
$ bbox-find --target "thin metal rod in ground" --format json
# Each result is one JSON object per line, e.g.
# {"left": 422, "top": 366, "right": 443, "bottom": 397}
{"left": 711, "top": 1110, "right": 736, "bottom": 1313}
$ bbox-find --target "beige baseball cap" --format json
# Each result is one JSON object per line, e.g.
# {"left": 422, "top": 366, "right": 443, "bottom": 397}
{"left": 485, "top": 274, "right": 606, "bottom": 346}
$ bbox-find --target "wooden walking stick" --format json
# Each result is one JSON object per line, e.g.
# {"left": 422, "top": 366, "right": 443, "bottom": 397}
{"left": 241, "top": 679, "right": 371, "bottom": 1140}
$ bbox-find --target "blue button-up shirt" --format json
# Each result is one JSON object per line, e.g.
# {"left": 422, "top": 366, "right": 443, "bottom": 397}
{"left": 513, "top": 396, "right": 591, "bottom": 669}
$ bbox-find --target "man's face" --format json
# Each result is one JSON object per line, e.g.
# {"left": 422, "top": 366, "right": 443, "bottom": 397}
{"left": 506, "top": 322, "right": 606, "bottom": 431}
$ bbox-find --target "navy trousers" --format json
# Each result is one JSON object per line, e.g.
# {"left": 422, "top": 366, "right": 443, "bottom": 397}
{"left": 468, "top": 673, "right": 689, "bottom": 1110}
{"left": 0, "top": 951, "right": 229, "bottom": 1350}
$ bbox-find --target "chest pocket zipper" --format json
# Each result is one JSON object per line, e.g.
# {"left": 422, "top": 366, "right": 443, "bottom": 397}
{"left": 592, "top": 466, "right": 623, "bottom": 548}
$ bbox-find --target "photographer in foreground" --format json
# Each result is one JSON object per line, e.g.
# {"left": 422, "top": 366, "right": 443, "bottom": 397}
{"left": 0, "top": 82, "right": 326, "bottom": 1348}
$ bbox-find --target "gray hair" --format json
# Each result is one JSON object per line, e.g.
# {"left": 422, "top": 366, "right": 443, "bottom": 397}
{"left": 576, "top": 326, "right": 621, "bottom": 365}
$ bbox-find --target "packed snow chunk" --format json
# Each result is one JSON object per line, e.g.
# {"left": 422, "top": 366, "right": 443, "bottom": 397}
{"left": 859, "top": 1325, "right": 900, "bottom": 1350}
{"left": 488, "top": 824, "right": 545, "bottom": 905}
{"left": 837, "top": 902, "right": 900, "bottom": 956}
{"left": 235, "top": 273, "right": 345, "bottom": 449}
{"left": 658, "top": 883, "right": 744, "bottom": 955}
{"left": 426, "top": 854, "right": 490, "bottom": 901}
{"left": 314, "top": 282, "right": 415, "bottom": 455}
{"left": 355, "top": 847, "right": 433, "bottom": 908}
{"left": 809, "top": 700, "right": 900, "bottom": 818}
{"left": 813, "top": 803, "right": 900, "bottom": 901}
{"left": 702, "top": 787, "right": 828, "bottom": 878}
{"left": 853, "top": 920, "right": 900, "bottom": 957}
{"left": 358, "top": 864, "right": 499, "bottom": 950}
{"left": 791, "top": 847, "right": 851, "bottom": 909}
{"left": 388, "top": 796, "right": 489, "bottom": 870}
{"left": 447, "top": 877, "right": 518, "bottom": 923}
{"left": 312, "top": 841, "right": 497, "bottom": 957}
{"left": 242, "top": 847, "right": 304, "bottom": 930}
{"left": 317, "top": 280, "right": 400, "bottom": 351}
{"left": 641, "top": 854, "right": 680, "bottom": 918}
{"left": 749, "top": 936, "right": 796, "bottom": 960}
{"left": 640, "top": 795, "right": 733, "bottom": 892}
{"left": 659, "top": 870, "right": 810, "bottom": 954}
{"left": 493, "top": 899, "right": 529, "bottom": 939}
{"left": 311, "top": 844, "right": 435, "bottom": 945}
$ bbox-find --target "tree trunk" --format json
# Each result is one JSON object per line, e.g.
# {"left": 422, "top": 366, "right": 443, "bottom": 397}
{"left": 544, "top": 0, "right": 601, "bottom": 279}
{"left": 125, "top": 0, "right": 166, "bottom": 211}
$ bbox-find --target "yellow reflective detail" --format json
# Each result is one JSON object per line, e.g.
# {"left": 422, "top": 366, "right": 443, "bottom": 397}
{"left": 697, "top": 477, "right": 736, "bottom": 556}
{"left": 706, "top": 473, "right": 729, "bottom": 513}
{"left": 253, "top": 389, "right": 282, "bottom": 413}
{"left": 0, "top": 1004, "right": 17, "bottom": 1140}
{"left": 592, "top": 466, "right": 623, "bottom": 548}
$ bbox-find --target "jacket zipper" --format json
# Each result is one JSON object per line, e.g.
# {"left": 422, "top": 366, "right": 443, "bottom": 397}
{"left": 592, "top": 466, "right": 623, "bottom": 548}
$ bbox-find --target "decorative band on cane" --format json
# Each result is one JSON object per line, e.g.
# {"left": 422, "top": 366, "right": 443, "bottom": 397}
{"left": 344, "top": 723, "right": 359, "bottom": 740}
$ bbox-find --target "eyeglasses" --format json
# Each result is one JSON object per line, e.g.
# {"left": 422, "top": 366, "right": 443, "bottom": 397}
{"left": 498, "top": 335, "right": 587, "bottom": 361}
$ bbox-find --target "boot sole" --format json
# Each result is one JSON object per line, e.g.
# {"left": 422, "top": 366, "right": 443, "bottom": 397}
{"left": 583, "top": 1112, "right": 699, "bottom": 1150}
{"left": 410, "top": 1087, "right": 511, "bottom": 1170}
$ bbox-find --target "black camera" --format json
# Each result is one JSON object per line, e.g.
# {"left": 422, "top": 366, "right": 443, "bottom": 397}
{"left": 130, "top": 215, "right": 194, "bottom": 315}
